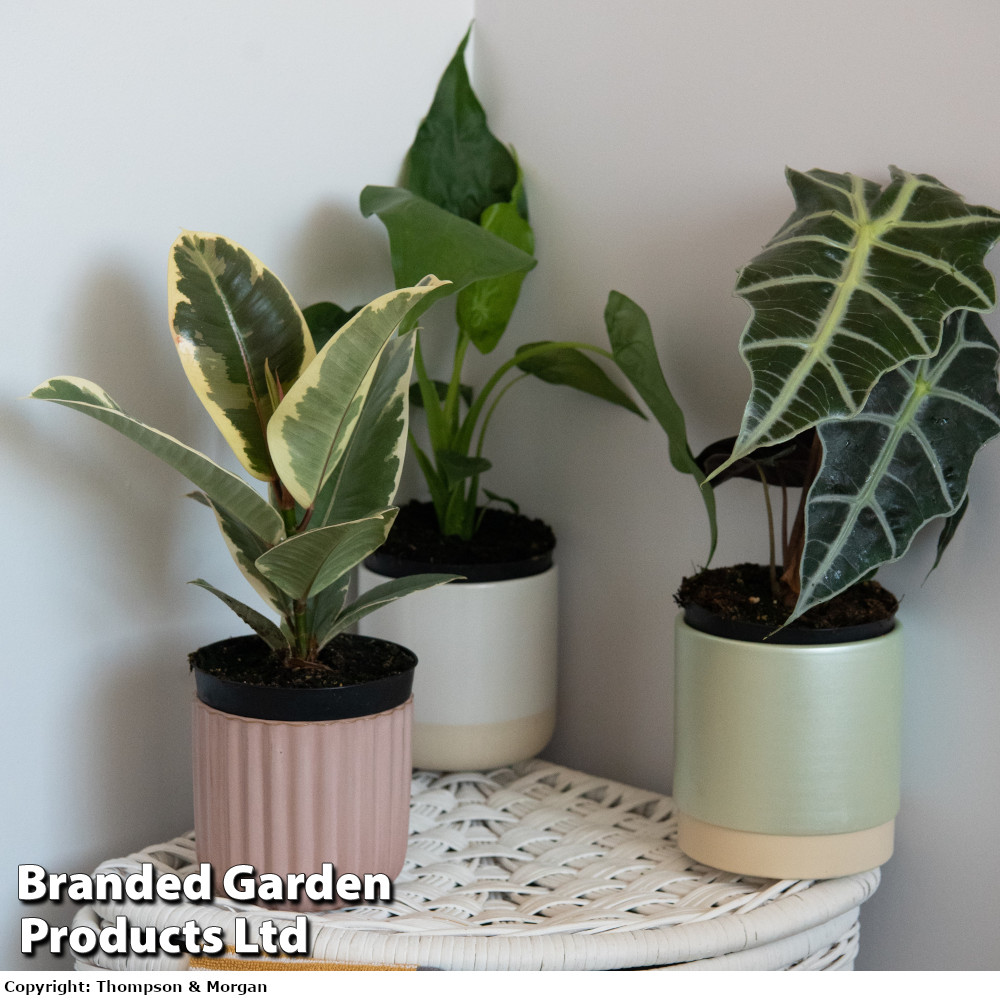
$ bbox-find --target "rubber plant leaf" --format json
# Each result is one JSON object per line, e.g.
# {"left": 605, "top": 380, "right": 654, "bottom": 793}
{"left": 316, "top": 573, "right": 460, "bottom": 649}
{"left": 168, "top": 231, "right": 316, "bottom": 481}
{"left": 402, "top": 25, "right": 517, "bottom": 222}
{"left": 187, "top": 491, "right": 288, "bottom": 614}
{"left": 302, "top": 302, "right": 363, "bottom": 352}
{"left": 457, "top": 175, "right": 535, "bottom": 355}
{"left": 188, "top": 579, "right": 288, "bottom": 651}
{"left": 360, "top": 185, "right": 536, "bottom": 328}
{"left": 515, "top": 340, "right": 644, "bottom": 416}
{"left": 29, "top": 377, "right": 283, "bottom": 544}
{"left": 307, "top": 573, "right": 352, "bottom": 652}
{"left": 604, "top": 291, "right": 718, "bottom": 563}
{"left": 793, "top": 310, "right": 1000, "bottom": 621}
{"left": 310, "top": 330, "right": 417, "bottom": 528}
{"left": 267, "top": 279, "right": 447, "bottom": 509}
{"left": 713, "top": 167, "right": 1000, "bottom": 479}
{"left": 254, "top": 508, "right": 397, "bottom": 601}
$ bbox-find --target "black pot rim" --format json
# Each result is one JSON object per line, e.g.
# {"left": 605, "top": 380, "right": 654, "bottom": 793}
{"left": 363, "top": 548, "right": 554, "bottom": 583}
{"left": 191, "top": 635, "right": 416, "bottom": 722}
{"left": 682, "top": 603, "right": 897, "bottom": 645}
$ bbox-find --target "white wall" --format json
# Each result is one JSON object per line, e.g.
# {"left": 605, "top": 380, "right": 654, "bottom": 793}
{"left": 472, "top": 0, "right": 1000, "bottom": 972}
{"left": 5, "top": 0, "right": 998, "bottom": 974}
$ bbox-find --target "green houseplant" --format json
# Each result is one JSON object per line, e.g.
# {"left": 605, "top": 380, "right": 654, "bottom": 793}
{"left": 605, "top": 167, "right": 1000, "bottom": 877}
{"left": 350, "top": 29, "right": 641, "bottom": 770}
{"left": 31, "top": 232, "right": 456, "bottom": 904}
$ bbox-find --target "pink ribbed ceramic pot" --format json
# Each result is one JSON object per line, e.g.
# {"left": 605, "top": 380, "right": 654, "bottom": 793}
{"left": 191, "top": 635, "right": 414, "bottom": 911}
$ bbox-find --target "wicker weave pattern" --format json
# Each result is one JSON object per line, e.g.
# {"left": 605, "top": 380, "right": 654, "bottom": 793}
{"left": 76, "top": 760, "right": 879, "bottom": 970}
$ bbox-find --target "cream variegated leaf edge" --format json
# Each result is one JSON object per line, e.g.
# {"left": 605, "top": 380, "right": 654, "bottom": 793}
{"left": 793, "top": 311, "right": 1000, "bottom": 620}
{"left": 168, "top": 231, "right": 315, "bottom": 482}
{"left": 311, "top": 328, "right": 417, "bottom": 527}
{"left": 28, "top": 376, "right": 283, "bottom": 543}
{"left": 267, "top": 277, "right": 449, "bottom": 508}
{"left": 711, "top": 167, "right": 1000, "bottom": 481}
{"left": 187, "top": 491, "right": 289, "bottom": 614}
{"left": 254, "top": 508, "right": 398, "bottom": 601}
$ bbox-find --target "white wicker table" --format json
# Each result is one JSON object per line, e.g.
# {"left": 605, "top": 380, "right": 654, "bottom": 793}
{"left": 74, "top": 759, "right": 878, "bottom": 971}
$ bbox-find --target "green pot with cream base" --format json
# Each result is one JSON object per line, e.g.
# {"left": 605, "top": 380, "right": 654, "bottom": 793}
{"left": 673, "top": 614, "right": 903, "bottom": 879}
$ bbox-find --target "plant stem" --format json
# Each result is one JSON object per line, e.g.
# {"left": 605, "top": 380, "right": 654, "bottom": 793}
{"left": 460, "top": 340, "right": 615, "bottom": 454}
{"left": 443, "top": 331, "right": 471, "bottom": 433}
{"left": 756, "top": 463, "right": 779, "bottom": 598}
{"left": 779, "top": 431, "right": 823, "bottom": 605}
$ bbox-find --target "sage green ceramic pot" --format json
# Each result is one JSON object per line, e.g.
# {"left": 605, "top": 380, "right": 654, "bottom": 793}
{"left": 673, "top": 614, "right": 903, "bottom": 879}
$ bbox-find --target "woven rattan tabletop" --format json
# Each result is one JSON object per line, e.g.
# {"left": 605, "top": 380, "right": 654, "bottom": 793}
{"left": 75, "top": 759, "right": 879, "bottom": 970}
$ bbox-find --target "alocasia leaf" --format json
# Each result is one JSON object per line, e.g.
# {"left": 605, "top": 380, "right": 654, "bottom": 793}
{"left": 713, "top": 167, "right": 1000, "bottom": 479}
{"left": 694, "top": 431, "right": 814, "bottom": 488}
{"left": 793, "top": 310, "right": 1000, "bottom": 620}
{"left": 168, "top": 232, "right": 315, "bottom": 481}
{"left": 402, "top": 25, "right": 517, "bottom": 222}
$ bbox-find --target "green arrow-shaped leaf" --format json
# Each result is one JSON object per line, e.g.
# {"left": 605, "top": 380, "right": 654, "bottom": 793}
{"left": 457, "top": 186, "right": 535, "bottom": 354}
{"left": 604, "top": 291, "right": 718, "bottom": 562}
{"left": 716, "top": 167, "right": 1000, "bottom": 478}
{"left": 793, "top": 311, "right": 1000, "bottom": 620}
{"left": 360, "top": 186, "right": 536, "bottom": 326}
{"left": 515, "top": 340, "right": 643, "bottom": 415}
{"left": 402, "top": 25, "right": 518, "bottom": 222}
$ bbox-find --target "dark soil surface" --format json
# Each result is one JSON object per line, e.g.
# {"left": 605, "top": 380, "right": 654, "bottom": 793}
{"left": 377, "top": 500, "right": 555, "bottom": 567}
{"left": 189, "top": 633, "right": 415, "bottom": 689}
{"left": 676, "top": 563, "right": 898, "bottom": 631}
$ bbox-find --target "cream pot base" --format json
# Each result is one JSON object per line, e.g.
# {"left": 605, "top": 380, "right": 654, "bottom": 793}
{"left": 358, "top": 564, "right": 558, "bottom": 770}
{"left": 677, "top": 812, "right": 895, "bottom": 880}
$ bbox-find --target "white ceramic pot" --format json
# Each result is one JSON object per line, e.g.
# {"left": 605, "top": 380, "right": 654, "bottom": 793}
{"left": 357, "top": 564, "right": 558, "bottom": 770}
{"left": 673, "top": 614, "right": 903, "bottom": 879}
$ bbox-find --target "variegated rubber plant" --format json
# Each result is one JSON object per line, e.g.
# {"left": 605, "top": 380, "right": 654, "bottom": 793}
{"left": 352, "top": 28, "right": 641, "bottom": 540}
{"left": 607, "top": 167, "right": 1000, "bottom": 626}
{"left": 31, "top": 233, "right": 459, "bottom": 665}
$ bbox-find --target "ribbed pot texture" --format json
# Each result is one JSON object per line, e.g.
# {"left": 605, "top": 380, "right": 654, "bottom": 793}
{"left": 192, "top": 695, "right": 412, "bottom": 911}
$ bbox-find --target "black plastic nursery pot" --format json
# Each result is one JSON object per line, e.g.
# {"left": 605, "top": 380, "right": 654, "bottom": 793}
{"left": 357, "top": 501, "right": 559, "bottom": 771}
{"left": 190, "top": 633, "right": 416, "bottom": 721}
{"left": 190, "top": 634, "right": 416, "bottom": 910}
{"left": 673, "top": 601, "right": 903, "bottom": 880}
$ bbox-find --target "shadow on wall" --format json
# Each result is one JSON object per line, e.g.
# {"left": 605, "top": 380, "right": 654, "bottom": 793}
{"left": 8, "top": 262, "right": 204, "bottom": 971}
{"left": 288, "top": 199, "right": 396, "bottom": 307}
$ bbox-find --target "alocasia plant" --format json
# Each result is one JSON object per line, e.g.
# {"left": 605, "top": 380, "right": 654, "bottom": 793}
{"left": 31, "top": 233, "right": 457, "bottom": 665}
{"left": 607, "top": 167, "right": 1000, "bottom": 625}
{"left": 357, "top": 28, "right": 641, "bottom": 540}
